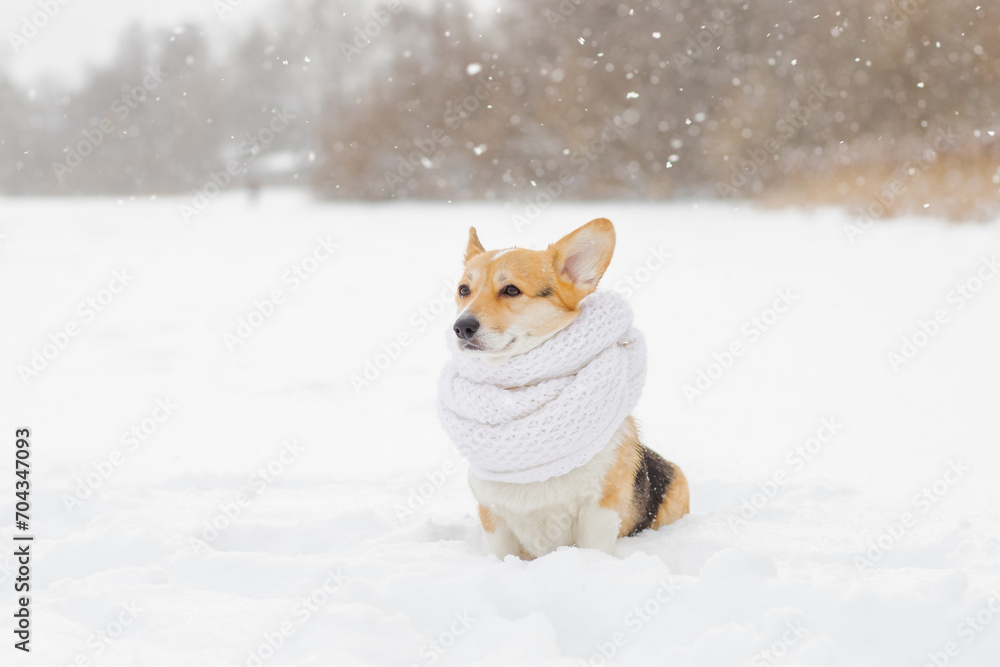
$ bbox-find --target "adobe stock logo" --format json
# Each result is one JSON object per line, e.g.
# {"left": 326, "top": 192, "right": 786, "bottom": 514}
{"left": 584, "top": 579, "right": 680, "bottom": 666}
{"left": 887, "top": 254, "right": 998, "bottom": 371}
{"left": 683, "top": 289, "right": 798, "bottom": 403}
{"left": 17, "top": 269, "right": 134, "bottom": 385}
{"left": 922, "top": 586, "right": 1000, "bottom": 667}
{"left": 241, "top": 569, "right": 351, "bottom": 667}
{"left": 180, "top": 108, "right": 296, "bottom": 223}
{"left": 339, "top": 1, "right": 405, "bottom": 62}
{"left": 224, "top": 236, "right": 338, "bottom": 352}
{"left": 728, "top": 418, "right": 843, "bottom": 532}
{"left": 62, "top": 398, "right": 178, "bottom": 512}
{"left": 671, "top": 8, "right": 735, "bottom": 72}
{"left": 8, "top": 0, "right": 73, "bottom": 53}
{"left": 854, "top": 459, "right": 969, "bottom": 576}
{"left": 407, "top": 611, "right": 475, "bottom": 667}
{"left": 394, "top": 461, "right": 459, "bottom": 523}
{"left": 716, "top": 84, "right": 838, "bottom": 197}
{"left": 510, "top": 117, "right": 632, "bottom": 232}
{"left": 52, "top": 67, "right": 166, "bottom": 182}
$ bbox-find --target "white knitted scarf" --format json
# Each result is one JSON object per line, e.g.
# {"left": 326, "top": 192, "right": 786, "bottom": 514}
{"left": 437, "top": 290, "right": 646, "bottom": 484}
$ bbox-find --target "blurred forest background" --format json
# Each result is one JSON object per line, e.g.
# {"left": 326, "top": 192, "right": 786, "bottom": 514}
{"left": 2, "top": 0, "right": 1000, "bottom": 219}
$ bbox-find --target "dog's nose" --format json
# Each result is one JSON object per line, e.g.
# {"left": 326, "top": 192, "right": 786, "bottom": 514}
{"left": 453, "top": 317, "right": 480, "bottom": 340}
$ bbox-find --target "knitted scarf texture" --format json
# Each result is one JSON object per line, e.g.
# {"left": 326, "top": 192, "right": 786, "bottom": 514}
{"left": 437, "top": 290, "right": 646, "bottom": 484}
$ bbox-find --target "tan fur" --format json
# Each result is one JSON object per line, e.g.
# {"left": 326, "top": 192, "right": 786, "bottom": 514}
{"left": 457, "top": 219, "right": 617, "bottom": 359}
{"left": 459, "top": 248, "right": 577, "bottom": 338}
{"left": 599, "top": 417, "right": 644, "bottom": 537}
{"left": 598, "top": 416, "right": 690, "bottom": 536}
{"left": 651, "top": 465, "right": 690, "bottom": 529}
{"left": 478, "top": 504, "right": 496, "bottom": 533}
{"left": 465, "top": 228, "right": 486, "bottom": 262}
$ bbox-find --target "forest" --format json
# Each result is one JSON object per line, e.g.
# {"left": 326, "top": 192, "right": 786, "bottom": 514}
{"left": 2, "top": 0, "right": 998, "bottom": 219}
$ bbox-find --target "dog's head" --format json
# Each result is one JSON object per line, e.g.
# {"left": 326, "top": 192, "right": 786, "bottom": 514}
{"left": 451, "top": 218, "right": 616, "bottom": 363}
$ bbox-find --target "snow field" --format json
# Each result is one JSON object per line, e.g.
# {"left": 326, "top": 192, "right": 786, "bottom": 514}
{"left": 1, "top": 194, "right": 999, "bottom": 666}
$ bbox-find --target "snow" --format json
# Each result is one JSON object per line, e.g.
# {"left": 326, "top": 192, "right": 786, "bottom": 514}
{"left": 3, "top": 194, "right": 1000, "bottom": 666}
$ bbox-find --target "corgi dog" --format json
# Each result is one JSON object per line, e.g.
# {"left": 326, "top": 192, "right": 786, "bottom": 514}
{"left": 450, "top": 218, "right": 689, "bottom": 559}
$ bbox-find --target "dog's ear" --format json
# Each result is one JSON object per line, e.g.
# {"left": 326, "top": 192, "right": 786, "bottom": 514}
{"left": 551, "top": 218, "right": 616, "bottom": 290}
{"left": 465, "top": 227, "right": 486, "bottom": 263}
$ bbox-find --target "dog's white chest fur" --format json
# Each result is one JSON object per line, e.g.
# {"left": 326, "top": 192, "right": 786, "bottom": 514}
{"left": 468, "top": 422, "right": 627, "bottom": 558}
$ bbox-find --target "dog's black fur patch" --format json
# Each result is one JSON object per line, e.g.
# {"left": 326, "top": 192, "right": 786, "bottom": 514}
{"left": 535, "top": 286, "right": 554, "bottom": 298}
{"left": 628, "top": 447, "right": 675, "bottom": 536}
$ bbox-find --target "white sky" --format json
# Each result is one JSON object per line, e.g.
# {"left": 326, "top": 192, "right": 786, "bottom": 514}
{"left": 2, "top": 0, "right": 497, "bottom": 88}
{"left": 1, "top": 0, "right": 277, "bottom": 87}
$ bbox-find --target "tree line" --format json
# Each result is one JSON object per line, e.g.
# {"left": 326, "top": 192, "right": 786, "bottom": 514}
{"left": 2, "top": 0, "right": 998, "bottom": 219}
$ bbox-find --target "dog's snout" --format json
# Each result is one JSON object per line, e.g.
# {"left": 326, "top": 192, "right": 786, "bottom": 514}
{"left": 453, "top": 317, "right": 480, "bottom": 340}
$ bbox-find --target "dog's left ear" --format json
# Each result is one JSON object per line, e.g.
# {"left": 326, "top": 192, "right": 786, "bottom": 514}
{"left": 551, "top": 218, "right": 616, "bottom": 291}
{"left": 465, "top": 227, "right": 486, "bottom": 263}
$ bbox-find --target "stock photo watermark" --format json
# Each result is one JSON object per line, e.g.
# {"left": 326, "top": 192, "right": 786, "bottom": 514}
{"left": 51, "top": 67, "right": 166, "bottom": 182}
{"left": 224, "top": 236, "right": 338, "bottom": 352}
{"left": 921, "top": 586, "right": 1000, "bottom": 667}
{"left": 729, "top": 418, "right": 844, "bottom": 532}
{"left": 871, "top": 0, "right": 930, "bottom": 40}
{"left": 190, "top": 439, "right": 305, "bottom": 553}
{"left": 612, "top": 246, "right": 671, "bottom": 298}
{"left": 60, "top": 601, "right": 143, "bottom": 666}
{"left": 339, "top": 0, "right": 404, "bottom": 62}
{"left": 671, "top": 8, "right": 735, "bottom": 72}
{"left": 180, "top": 107, "right": 296, "bottom": 222}
{"left": 394, "top": 460, "right": 459, "bottom": 523}
{"left": 683, "top": 288, "right": 798, "bottom": 403}
{"left": 748, "top": 620, "right": 808, "bottom": 667}
{"left": 887, "top": 254, "right": 998, "bottom": 371}
{"left": 584, "top": 578, "right": 680, "bottom": 666}
{"left": 383, "top": 76, "right": 501, "bottom": 195}
{"left": 844, "top": 127, "right": 961, "bottom": 243}
{"left": 543, "top": 0, "right": 583, "bottom": 29}
{"left": 62, "top": 397, "right": 178, "bottom": 512}
{"left": 408, "top": 611, "right": 475, "bottom": 667}
{"left": 214, "top": 0, "right": 249, "bottom": 19}
{"left": 716, "top": 82, "right": 839, "bottom": 197}
{"left": 854, "top": 458, "right": 969, "bottom": 576}
{"left": 8, "top": 0, "right": 73, "bottom": 53}
{"left": 241, "top": 568, "right": 351, "bottom": 667}
{"left": 510, "top": 117, "right": 634, "bottom": 231}
{"left": 17, "top": 268, "right": 134, "bottom": 385}
{"left": 350, "top": 278, "right": 456, "bottom": 394}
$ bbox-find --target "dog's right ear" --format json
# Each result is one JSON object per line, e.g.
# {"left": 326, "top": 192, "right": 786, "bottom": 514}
{"left": 551, "top": 218, "right": 616, "bottom": 291}
{"left": 465, "top": 227, "right": 486, "bottom": 263}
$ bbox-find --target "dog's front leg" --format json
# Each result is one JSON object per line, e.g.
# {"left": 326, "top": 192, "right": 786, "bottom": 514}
{"left": 575, "top": 504, "right": 621, "bottom": 554}
{"left": 479, "top": 504, "right": 522, "bottom": 558}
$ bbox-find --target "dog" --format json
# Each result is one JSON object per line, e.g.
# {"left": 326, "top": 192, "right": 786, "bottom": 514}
{"left": 448, "top": 218, "right": 689, "bottom": 559}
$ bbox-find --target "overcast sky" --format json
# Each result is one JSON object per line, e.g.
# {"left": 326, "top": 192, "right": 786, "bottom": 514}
{"left": 1, "top": 0, "right": 276, "bottom": 87}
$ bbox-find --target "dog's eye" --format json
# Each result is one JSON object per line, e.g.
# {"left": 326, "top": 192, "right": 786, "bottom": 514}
{"left": 458, "top": 285, "right": 471, "bottom": 297}
{"left": 502, "top": 285, "right": 521, "bottom": 297}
